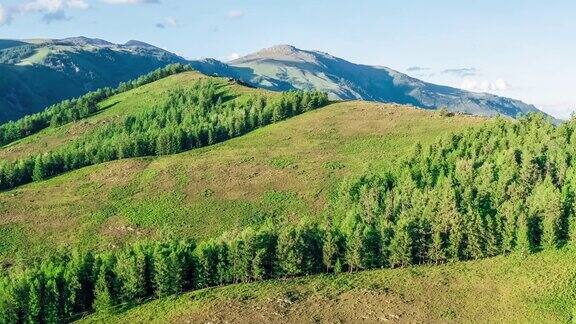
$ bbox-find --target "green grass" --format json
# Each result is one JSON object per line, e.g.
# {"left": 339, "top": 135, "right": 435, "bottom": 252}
{"left": 0, "top": 71, "right": 258, "bottom": 162}
{"left": 79, "top": 247, "right": 576, "bottom": 323}
{"left": 0, "top": 72, "right": 486, "bottom": 264}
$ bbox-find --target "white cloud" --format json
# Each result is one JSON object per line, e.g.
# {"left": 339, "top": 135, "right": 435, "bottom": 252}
{"left": 0, "top": 4, "right": 12, "bottom": 26}
{"left": 227, "top": 10, "right": 244, "bottom": 19}
{"left": 21, "top": 0, "right": 66, "bottom": 13}
{"left": 10, "top": 0, "right": 89, "bottom": 24}
{"left": 460, "top": 78, "right": 511, "bottom": 92}
{"left": 165, "top": 16, "right": 178, "bottom": 27}
{"left": 227, "top": 52, "right": 241, "bottom": 61}
{"left": 101, "top": 0, "right": 159, "bottom": 4}
{"left": 156, "top": 16, "right": 179, "bottom": 29}
{"left": 68, "top": 0, "right": 89, "bottom": 9}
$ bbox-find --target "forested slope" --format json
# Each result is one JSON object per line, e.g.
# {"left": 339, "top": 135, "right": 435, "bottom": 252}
{"left": 0, "top": 99, "right": 484, "bottom": 264}
{"left": 83, "top": 247, "right": 576, "bottom": 323}
{"left": 0, "top": 64, "right": 569, "bottom": 322}
{"left": 1, "top": 111, "right": 571, "bottom": 322}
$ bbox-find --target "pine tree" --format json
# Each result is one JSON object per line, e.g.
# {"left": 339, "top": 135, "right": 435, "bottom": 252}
{"left": 26, "top": 274, "right": 42, "bottom": 323}
{"left": 530, "top": 177, "right": 563, "bottom": 249}
{"left": 116, "top": 248, "right": 146, "bottom": 304}
{"left": 32, "top": 155, "right": 45, "bottom": 181}
{"left": 322, "top": 228, "right": 343, "bottom": 272}
{"left": 195, "top": 241, "right": 219, "bottom": 287}
{"left": 360, "top": 224, "right": 381, "bottom": 269}
{"left": 276, "top": 226, "right": 303, "bottom": 276}
{"left": 380, "top": 222, "right": 394, "bottom": 267}
{"left": 345, "top": 225, "right": 363, "bottom": 272}
{"left": 43, "top": 276, "right": 61, "bottom": 322}
{"left": 0, "top": 281, "right": 18, "bottom": 323}
{"left": 389, "top": 216, "right": 418, "bottom": 268}
{"left": 152, "top": 243, "right": 183, "bottom": 297}
{"left": 93, "top": 257, "right": 118, "bottom": 313}
{"left": 428, "top": 221, "right": 449, "bottom": 264}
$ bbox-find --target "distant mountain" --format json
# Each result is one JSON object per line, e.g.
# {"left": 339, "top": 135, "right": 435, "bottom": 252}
{"left": 225, "top": 45, "right": 543, "bottom": 118}
{"left": 0, "top": 38, "right": 547, "bottom": 122}
{"left": 0, "top": 37, "right": 184, "bottom": 122}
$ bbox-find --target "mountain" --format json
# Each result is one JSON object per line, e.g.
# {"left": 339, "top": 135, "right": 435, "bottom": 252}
{"left": 0, "top": 37, "right": 184, "bottom": 122}
{"left": 0, "top": 38, "right": 548, "bottom": 123}
{"left": 226, "top": 45, "right": 543, "bottom": 118}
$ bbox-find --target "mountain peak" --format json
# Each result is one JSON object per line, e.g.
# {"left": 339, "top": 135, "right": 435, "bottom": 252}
{"left": 230, "top": 44, "right": 322, "bottom": 64}
{"left": 258, "top": 44, "right": 299, "bottom": 55}
{"left": 124, "top": 40, "right": 158, "bottom": 49}
{"left": 59, "top": 36, "right": 114, "bottom": 47}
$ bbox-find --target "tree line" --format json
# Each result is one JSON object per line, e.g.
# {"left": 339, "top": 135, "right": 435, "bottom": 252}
{"left": 335, "top": 113, "right": 576, "bottom": 264}
{"left": 2, "top": 113, "right": 576, "bottom": 321}
{"left": 0, "top": 63, "right": 193, "bottom": 147}
{"left": 0, "top": 80, "right": 329, "bottom": 190}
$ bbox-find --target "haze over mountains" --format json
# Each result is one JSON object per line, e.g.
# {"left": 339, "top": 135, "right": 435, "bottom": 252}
{"left": 0, "top": 37, "right": 544, "bottom": 122}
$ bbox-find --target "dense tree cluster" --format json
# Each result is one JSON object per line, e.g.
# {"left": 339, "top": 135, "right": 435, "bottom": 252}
{"left": 2, "top": 114, "right": 576, "bottom": 321}
{"left": 0, "top": 82, "right": 328, "bottom": 190}
{"left": 336, "top": 113, "right": 576, "bottom": 266}
{"left": 0, "top": 63, "right": 193, "bottom": 146}
{"left": 0, "top": 221, "right": 378, "bottom": 321}
{"left": 0, "top": 45, "right": 36, "bottom": 65}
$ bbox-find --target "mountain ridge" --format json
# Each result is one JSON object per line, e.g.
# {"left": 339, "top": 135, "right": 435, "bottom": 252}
{"left": 226, "top": 44, "right": 544, "bottom": 118}
{"left": 0, "top": 38, "right": 550, "bottom": 122}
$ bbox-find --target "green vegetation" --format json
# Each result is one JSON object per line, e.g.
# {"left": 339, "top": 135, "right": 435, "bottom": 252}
{"left": 0, "top": 64, "right": 571, "bottom": 322}
{"left": 0, "top": 99, "right": 483, "bottom": 264}
{"left": 0, "top": 45, "right": 36, "bottom": 65}
{"left": 81, "top": 247, "right": 576, "bottom": 323}
{"left": 0, "top": 63, "right": 192, "bottom": 147}
{"left": 336, "top": 113, "right": 570, "bottom": 267}
{"left": 0, "top": 79, "right": 327, "bottom": 191}
{"left": 0, "top": 109, "right": 572, "bottom": 322}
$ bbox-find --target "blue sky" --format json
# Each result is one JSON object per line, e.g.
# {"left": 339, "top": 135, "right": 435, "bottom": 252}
{"left": 0, "top": 0, "right": 574, "bottom": 118}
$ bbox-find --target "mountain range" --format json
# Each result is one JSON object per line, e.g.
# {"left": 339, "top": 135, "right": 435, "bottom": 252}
{"left": 0, "top": 36, "right": 544, "bottom": 122}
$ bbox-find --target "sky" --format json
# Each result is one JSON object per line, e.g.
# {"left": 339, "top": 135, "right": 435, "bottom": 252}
{"left": 0, "top": 0, "right": 574, "bottom": 119}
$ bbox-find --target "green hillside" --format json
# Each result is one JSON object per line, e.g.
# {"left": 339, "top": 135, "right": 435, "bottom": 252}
{"left": 0, "top": 70, "right": 484, "bottom": 264}
{"left": 81, "top": 247, "right": 576, "bottom": 323}
{"left": 2, "top": 69, "right": 573, "bottom": 324}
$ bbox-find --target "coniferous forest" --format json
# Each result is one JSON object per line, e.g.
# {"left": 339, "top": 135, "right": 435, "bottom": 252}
{"left": 1, "top": 108, "right": 573, "bottom": 321}
{"left": 0, "top": 76, "right": 329, "bottom": 191}
{"left": 0, "top": 64, "right": 193, "bottom": 147}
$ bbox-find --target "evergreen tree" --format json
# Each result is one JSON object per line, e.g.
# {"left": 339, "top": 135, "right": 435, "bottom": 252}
{"left": 322, "top": 228, "right": 344, "bottom": 272}
{"left": 93, "top": 256, "right": 118, "bottom": 313}
{"left": 389, "top": 216, "right": 418, "bottom": 268}
{"left": 276, "top": 225, "right": 303, "bottom": 276}
{"left": 152, "top": 243, "right": 182, "bottom": 297}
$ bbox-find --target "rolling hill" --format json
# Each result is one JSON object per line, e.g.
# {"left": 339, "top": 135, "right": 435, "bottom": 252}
{"left": 0, "top": 37, "right": 548, "bottom": 123}
{"left": 0, "top": 70, "right": 484, "bottom": 264}
{"left": 0, "top": 69, "right": 574, "bottom": 323}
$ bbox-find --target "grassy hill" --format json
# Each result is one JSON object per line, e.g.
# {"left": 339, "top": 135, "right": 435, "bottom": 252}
{"left": 0, "top": 70, "right": 485, "bottom": 264}
{"left": 80, "top": 247, "right": 576, "bottom": 323}
{"left": 4, "top": 70, "right": 575, "bottom": 324}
